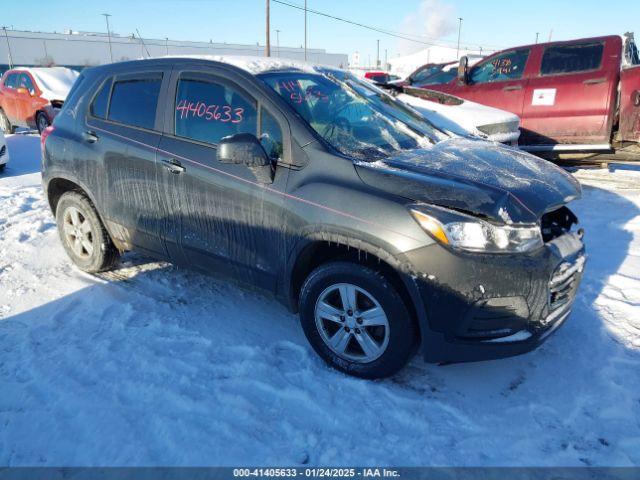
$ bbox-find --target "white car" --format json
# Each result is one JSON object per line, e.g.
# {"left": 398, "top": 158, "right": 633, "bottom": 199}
{"left": 0, "top": 130, "right": 8, "bottom": 172}
{"left": 397, "top": 88, "right": 521, "bottom": 145}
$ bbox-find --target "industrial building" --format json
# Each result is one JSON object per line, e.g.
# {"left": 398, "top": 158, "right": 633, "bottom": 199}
{"left": 0, "top": 28, "right": 348, "bottom": 74}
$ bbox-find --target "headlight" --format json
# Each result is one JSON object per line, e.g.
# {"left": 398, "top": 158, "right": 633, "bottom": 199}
{"left": 410, "top": 205, "right": 543, "bottom": 253}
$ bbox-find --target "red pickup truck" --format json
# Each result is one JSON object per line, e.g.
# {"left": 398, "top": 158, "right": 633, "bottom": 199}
{"left": 426, "top": 34, "right": 640, "bottom": 157}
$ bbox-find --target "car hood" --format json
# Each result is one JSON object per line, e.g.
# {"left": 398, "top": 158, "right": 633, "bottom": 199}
{"left": 354, "top": 137, "right": 581, "bottom": 224}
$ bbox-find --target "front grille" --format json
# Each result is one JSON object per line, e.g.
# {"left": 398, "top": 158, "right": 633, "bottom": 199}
{"left": 549, "top": 255, "right": 585, "bottom": 312}
{"left": 0, "top": 145, "right": 5, "bottom": 158}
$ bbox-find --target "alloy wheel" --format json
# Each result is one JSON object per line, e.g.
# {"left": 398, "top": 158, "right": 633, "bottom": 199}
{"left": 62, "top": 206, "right": 94, "bottom": 259}
{"left": 314, "top": 283, "right": 390, "bottom": 363}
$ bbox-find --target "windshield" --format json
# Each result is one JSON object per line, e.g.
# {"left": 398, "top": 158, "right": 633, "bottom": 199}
{"left": 258, "top": 69, "right": 447, "bottom": 161}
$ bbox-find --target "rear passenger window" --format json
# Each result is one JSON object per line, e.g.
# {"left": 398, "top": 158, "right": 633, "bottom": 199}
{"left": 470, "top": 49, "right": 530, "bottom": 84}
{"left": 541, "top": 43, "right": 604, "bottom": 75}
{"left": 90, "top": 78, "right": 112, "bottom": 119}
{"left": 108, "top": 75, "right": 162, "bottom": 130}
{"left": 174, "top": 77, "right": 258, "bottom": 145}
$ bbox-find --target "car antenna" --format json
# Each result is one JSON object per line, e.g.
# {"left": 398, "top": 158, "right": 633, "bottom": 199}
{"left": 135, "top": 28, "right": 151, "bottom": 58}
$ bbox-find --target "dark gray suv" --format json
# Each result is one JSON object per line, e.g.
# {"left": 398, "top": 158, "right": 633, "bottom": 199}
{"left": 41, "top": 57, "right": 586, "bottom": 378}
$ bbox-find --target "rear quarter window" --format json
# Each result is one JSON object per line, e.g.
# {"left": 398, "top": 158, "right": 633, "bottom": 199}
{"left": 541, "top": 43, "right": 604, "bottom": 75}
{"left": 90, "top": 78, "right": 112, "bottom": 119}
{"left": 107, "top": 75, "right": 162, "bottom": 130}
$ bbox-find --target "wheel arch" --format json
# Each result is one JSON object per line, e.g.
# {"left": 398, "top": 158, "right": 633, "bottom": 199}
{"left": 46, "top": 176, "right": 92, "bottom": 215}
{"left": 284, "top": 233, "right": 428, "bottom": 348}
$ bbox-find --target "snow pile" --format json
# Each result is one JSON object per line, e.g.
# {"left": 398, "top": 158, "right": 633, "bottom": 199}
{"left": 1, "top": 135, "right": 640, "bottom": 466}
{"left": 22, "top": 67, "right": 80, "bottom": 101}
{"left": 161, "top": 55, "right": 319, "bottom": 74}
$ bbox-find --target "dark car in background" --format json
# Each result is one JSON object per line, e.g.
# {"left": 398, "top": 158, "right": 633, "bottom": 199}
{"left": 41, "top": 57, "right": 585, "bottom": 378}
{"left": 363, "top": 70, "right": 401, "bottom": 87}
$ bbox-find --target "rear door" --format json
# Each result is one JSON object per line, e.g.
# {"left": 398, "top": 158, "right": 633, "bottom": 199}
{"left": 157, "top": 67, "right": 290, "bottom": 291}
{"left": 521, "top": 38, "right": 620, "bottom": 146}
{"left": 83, "top": 68, "right": 171, "bottom": 257}
{"left": 619, "top": 66, "right": 640, "bottom": 143}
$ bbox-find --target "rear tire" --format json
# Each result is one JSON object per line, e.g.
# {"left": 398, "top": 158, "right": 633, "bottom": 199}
{"left": 55, "top": 191, "right": 120, "bottom": 273}
{"left": 36, "top": 112, "right": 50, "bottom": 134}
{"left": 299, "top": 261, "right": 417, "bottom": 379}
{"left": 0, "top": 109, "right": 15, "bottom": 134}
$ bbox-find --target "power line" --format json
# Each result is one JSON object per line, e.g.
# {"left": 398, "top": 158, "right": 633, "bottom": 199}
{"left": 271, "top": 0, "right": 504, "bottom": 51}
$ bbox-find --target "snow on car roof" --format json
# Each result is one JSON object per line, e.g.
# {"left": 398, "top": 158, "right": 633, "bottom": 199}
{"left": 160, "top": 55, "right": 331, "bottom": 74}
{"left": 15, "top": 66, "right": 80, "bottom": 101}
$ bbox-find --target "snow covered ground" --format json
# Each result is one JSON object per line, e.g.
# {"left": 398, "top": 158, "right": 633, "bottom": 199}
{"left": 1, "top": 133, "right": 639, "bottom": 467}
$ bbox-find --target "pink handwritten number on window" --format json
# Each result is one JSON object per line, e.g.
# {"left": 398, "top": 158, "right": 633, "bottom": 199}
{"left": 176, "top": 99, "right": 244, "bottom": 124}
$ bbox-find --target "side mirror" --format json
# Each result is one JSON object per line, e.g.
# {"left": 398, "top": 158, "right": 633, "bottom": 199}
{"left": 457, "top": 56, "right": 469, "bottom": 85}
{"left": 217, "top": 133, "right": 270, "bottom": 167}
{"left": 217, "top": 133, "right": 273, "bottom": 183}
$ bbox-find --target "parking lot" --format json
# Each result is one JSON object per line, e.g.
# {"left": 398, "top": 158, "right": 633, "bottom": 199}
{"left": 0, "top": 133, "right": 639, "bottom": 466}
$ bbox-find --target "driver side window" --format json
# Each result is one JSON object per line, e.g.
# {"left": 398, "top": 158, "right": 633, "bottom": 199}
{"left": 174, "top": 76, "right": 258, "bottom": 145}
{"left": 19, "top": 74, "right": 36, "bottom": 95}
{"left": 469, "top": 49, "right": 530, "bottom": 84}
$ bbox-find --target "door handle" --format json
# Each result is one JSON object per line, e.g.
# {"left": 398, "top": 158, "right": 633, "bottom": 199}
{"left": 161, "top": 159, "right": 186, "bottom": 174}
{"left": 583, "top": 77, "right": 606, "bottom": 85}
{"left": 503, "top": 85, "right": 523, "bottom": 91}
{"left": 82, "top": 130, "right": 98, "bottom": 143}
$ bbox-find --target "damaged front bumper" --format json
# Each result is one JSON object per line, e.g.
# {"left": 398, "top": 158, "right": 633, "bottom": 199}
{"left": 403, "top": 231, "right": 585, "bottom": 363}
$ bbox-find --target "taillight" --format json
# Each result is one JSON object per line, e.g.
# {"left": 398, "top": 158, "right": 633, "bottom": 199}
{"left": 41, "top": 125, "right": 55, "bottom": 155}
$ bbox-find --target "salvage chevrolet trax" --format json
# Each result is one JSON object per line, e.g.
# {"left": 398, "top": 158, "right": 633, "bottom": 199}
{"left": 41, "top": 57, "right": 586, "bottom": 378}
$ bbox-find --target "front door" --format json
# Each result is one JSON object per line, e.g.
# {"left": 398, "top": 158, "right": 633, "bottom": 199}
{"left": 448, "top": 48, "right": 532, "bottom": 118}
{"left": 157, "top": 69, "right": 290, "bottom": 291}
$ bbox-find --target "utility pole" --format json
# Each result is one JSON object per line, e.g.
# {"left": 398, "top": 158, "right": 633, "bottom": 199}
{"left": 276, "top": 29, "right": 281, "bottom": 57}
{"left": 548, "top": 29, "right": 553, "bottom": 42}
{"left": 304, "top": 0, "right": 308, "bottom": 61}
{"left": 2, "top": 27, "right": 13, "bottom": 68}
{"left": 376, "top": 39, "right": 380, "bottom": 68}
{"left": 165, "top": 37, "right": 169, "bottom": 55}
{"left": 535, "top": 32, "right": 539, "bottom": 44}
{"left": 479, "top": 46, "right": 483, "bottom": 56}
{"left": 101, "top": 13, "right": 113, "bottom": 62}
{"left": 265, "top": 0, "right": 271, "bottom": 57}
{"left": 456, "top": 17, "right": 463, "bottom": 60}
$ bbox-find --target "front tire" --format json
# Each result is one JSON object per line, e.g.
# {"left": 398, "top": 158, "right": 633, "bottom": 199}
{"left": 36, "top": 112, "right": 50, "bottom": 134}
{"left": 299, "top": 262, "right": 417, "bottom": 379}
{"left": 55, "top": 191, "right": 120, "bottom": 273}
